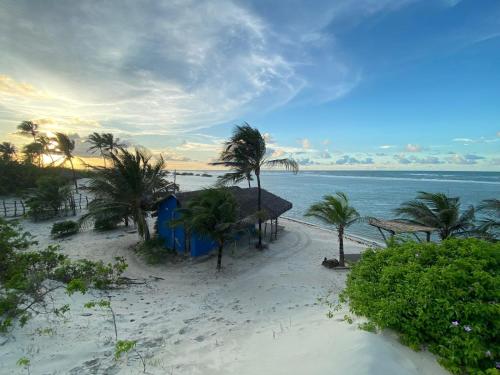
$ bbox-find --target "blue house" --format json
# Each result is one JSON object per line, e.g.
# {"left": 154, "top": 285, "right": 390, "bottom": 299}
{"left": 155, "top": 187, "right": 292, "bottom": 257}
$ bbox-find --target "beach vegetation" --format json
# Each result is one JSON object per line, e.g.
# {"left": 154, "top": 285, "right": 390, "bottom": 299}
{"left": 115, "top": 339, "right": 146, "bottom": 373}
{"left": 0, "top": 142, "right": 17, "bottom": 161}
{"left": 172, "top": 188, "right": 238, "bottom": 271}
{"left": 212, "top": 123, "right": 298, "bottom": 249}
{"left": 87, "top": 132, "right": 125, "bottom": 167}
{"left": 395, "top": 191, "right": 475, "bottom": 240}
{"left": 0, "top": 218, "right": 127, "bottom": 332}
{"left": 51, "top": 220, "right": 79, "bottom": 238}
{"left": 25, "top": 176, "right": 73, "bottom": 220}
{"left": 305, "top": 192, "right": 363, "bottom": 266}
{"left": 53, "top": 133, "right": 78, "bottom": 192}
{"left": 340, "top": 238, "right": 500, "bottom": 374}
{"left": 476, "top": 198, "right": 499, "bottom": 240}
{"left": 16, "top": 356, "right": 31, "bottom": 374}
{"left": 81, "top": 147, "right": 171, "bottom": 242}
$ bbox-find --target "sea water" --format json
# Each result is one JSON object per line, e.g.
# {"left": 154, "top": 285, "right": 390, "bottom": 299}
{"left": 173, "top": 170, "right": 500, "bottom": 242}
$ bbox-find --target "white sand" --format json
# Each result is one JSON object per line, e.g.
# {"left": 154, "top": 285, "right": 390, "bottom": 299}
{"left": 0, "top": 217, "right": 449, "bottom": 375}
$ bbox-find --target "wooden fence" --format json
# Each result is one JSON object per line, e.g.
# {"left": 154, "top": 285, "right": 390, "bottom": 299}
{"left": 0, "top": 194, "right": 90, "bottom": 218}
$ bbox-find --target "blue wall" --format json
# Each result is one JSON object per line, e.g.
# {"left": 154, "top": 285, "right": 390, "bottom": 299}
{"left": 156, "top": 196, "right": 217, "bottom": 257}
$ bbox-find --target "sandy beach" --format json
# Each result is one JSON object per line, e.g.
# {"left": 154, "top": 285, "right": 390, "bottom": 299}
{"left": 0, "top": 216, "right": 448, "bottom": 375}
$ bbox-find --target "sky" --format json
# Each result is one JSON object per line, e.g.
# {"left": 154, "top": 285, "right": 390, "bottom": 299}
{"left": 0, "top": 0, "right": 499, "bottom": 171}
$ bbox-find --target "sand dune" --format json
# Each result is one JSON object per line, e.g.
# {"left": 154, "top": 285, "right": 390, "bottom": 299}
{"left": 0, "top": 217, "right": 448, "bottom": 374}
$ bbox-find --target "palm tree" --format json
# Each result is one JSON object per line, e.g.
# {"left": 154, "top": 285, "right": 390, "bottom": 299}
{"left": 23, "top": 142, "right": 44, "bottom": 167}
{"left": 36, "top": 134, "right": 55, "bottom": 165}
{"left": 174, "top": 188, "right": 238, "bottom": 271}
{"left": 101, "top": 133, "right": 125, "bottom": 155}
{"left": 476, "top": 198, "right": 499, "bottom": 239}
{"left": 54, "top": 133, "right": 78, "bottom": 192}
{"left": 17, "top": 120, "right": 39, "bottom": 141}
{"left": 394, "top": 191, "right": 475, "bottom": 240}
{"left": 0, "top": 142, "right": 16, "bottom": 161}
{"left": 212, "top": 123, "right": 298, "bottom": 248}
{"left": 87, "top": 132, "right": 107, "bottom": 167}
{"left": 305, "top": 192, "right": 362, "bottom": 267}
{"left": 81, "top": 148, "right": 170, "bottom": 241}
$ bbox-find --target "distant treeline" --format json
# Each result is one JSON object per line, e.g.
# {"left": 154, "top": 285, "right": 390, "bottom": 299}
{"left": 176, "top": 172, "right": 212, "bottom": 177}
{"left": 0, "top": 160, "right": 92, "bottom": 195}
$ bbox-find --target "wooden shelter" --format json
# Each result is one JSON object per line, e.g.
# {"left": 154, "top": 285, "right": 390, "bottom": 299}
{"left": 155, "top": 187, "right": 292, "bottom": 256}
{"left": 369, "top": 218, "right": 436, "bottom": 242}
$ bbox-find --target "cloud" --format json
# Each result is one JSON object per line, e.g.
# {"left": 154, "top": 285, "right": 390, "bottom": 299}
{"left": 394, "top": 154, "right": 444, "bottom": 164}
{"left": 379, "top": 145, "right": 395, "bottom": 149}
{"left": 322, "top": 139, "right": 331, "bottom": 146}
{"left": 299, "top": 138, "right": 311, "bottom": 149}
{"left": 335, "top": 155, "right": 374, "bottom": 165}
{"left": 0, "top": 0, "right": 381, "bottom": 137}
{"left": 497, "top": 131, "right": 500, "bottom": 138}
{"left": 0, "top": 75, "right": 50, "bottom": 99}
{"left": 405, "top": 143, "right": 422, "bottom": 152}
{"left": 452, "top": 137, "right": 499, "bottom": 145}
{"left": 445, "top": 153, "right": 485, "bottom": 165}
{"left": 296, "top": 158, "right": 317, "bottom": 166}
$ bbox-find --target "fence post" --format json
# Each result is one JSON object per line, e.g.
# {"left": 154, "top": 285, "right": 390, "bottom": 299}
{"left": 85, "top": 196, "right": 89, "bottom": 207}
{"left": 2, "top": 200, "right": 6, "bottom": 217}
{"left": 20, "top": 200, "right": 25, "bottom": 216}
{"left": 79, "top": 194, "right": 82, "bottom": 209}
{"left": 14, "top": 201, "right": 17, "bottom": 217}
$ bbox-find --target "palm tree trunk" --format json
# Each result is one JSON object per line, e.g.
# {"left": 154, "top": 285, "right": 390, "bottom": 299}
{"left": 338, "top": 225, "right": 345, "bottom": 267}
{"left": 256, "top": 171, "right": 263, "bottom": 249}
{"left": 69, "top": 158, "right": 78, "bottom": 193}
{"left": 217, "top": 242, "right": 223, "bottom": 271}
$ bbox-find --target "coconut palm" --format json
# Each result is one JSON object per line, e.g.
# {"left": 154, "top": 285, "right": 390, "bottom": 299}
{"left": 36, "top": 134, "right": 55, "bottom": 164}
{"left": 23, "top": 142, "right": 44, "bottom": 167}
{"left": 54, "top": 133, "right": 78, "bottom": 192}
{"left": 174, "top": 188, "right": 238, "bottom": 271}
{"left": 394, "top": 191, "right": 475, "bottom": 240}
{"left": 212, "top": 123, "right": 298, "bottom": 248}
{"left": 476, "top": 198, "right": 499, "bottom": 238}
{"left": 0, "top": 142, "right": 16, "bottom": 161}
{"left": 17, "top": 120, "right": 39, "bottom": 141}
{"left": 101, "top": 133, "right": 125, "bottom": 155}
{"left": 81, "top": 147, "right": 170, "bottom": 241}
{"left": 87, "top": 132, "right": 107, "bottom": 167}
{"left": 305, "top": 192, "right": 362, "bottom": 267}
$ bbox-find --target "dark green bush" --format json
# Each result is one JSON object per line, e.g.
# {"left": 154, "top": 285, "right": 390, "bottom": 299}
{"left": 26, "top": 176, "right": 73, "bottom": 220}
{"left": 94, "top": 216, "right": 121, "bottom": 231}
{"left": 340, "top": 238, "right": 500, "bottom": 374}
{"left": 51, "top": 220, "right": 79, "bottom": 238}
{"left": 135, "top": 236, "right": 173, "bottom": 265}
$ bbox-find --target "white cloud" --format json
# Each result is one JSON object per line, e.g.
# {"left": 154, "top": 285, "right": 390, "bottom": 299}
{"left": 405, "top": 143, "right": 422, "bottom": 152}
{"left": 379, "top": 145, "right": 395, "bottom": 149}
{"left": 300, "top": 138, "right": 311, "bottom": 149}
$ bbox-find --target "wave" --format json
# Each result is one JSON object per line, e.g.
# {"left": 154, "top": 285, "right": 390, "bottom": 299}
{"left": 295, "top": 173, "right": 500, "bottom": 185}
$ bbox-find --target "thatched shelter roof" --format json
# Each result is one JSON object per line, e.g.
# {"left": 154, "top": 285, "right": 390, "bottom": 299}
{"left": 167, "top": 187, "right": 292, "bottom": 222}
{"left": 369, "top": 218, "right": 435, "bottom": 234}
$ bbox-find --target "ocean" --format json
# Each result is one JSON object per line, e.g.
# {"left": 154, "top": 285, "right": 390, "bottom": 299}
{"left": 173, "top": 170, "right": 500, "bottom": 242}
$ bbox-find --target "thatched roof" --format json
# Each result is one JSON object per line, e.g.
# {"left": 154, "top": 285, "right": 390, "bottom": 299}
{"left": 167, "top": 187, "right": 292, "bottom": 222}
{"left": 369, "top": 218, "right": 436, "bottom": 234}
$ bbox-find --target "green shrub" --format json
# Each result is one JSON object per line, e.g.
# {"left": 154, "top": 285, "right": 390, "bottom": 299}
{"left": 135, "top": 236, "right": 173, "bottom": 265}
{"left": 340, "top": 238, "right": 500, "bottom": 374}
{"left": 51, "top": 220, "right": 79, "bottom": 238}
{"left": 94, "top": 216, "right": 121, "bottom": 231}
{"left": 26, "top": 176, "right": 73, "bottom": 220}
{"left": 0, "top": 218, "right": 128, "bottom": 332}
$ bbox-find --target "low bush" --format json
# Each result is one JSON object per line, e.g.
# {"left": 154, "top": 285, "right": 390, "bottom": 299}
{"left": 0, "top": 218, "right": 128, "bottom": 332}
{"left": 135, "top": 236, "right": 173, "bottom": 265}
{"left": 340, "top": 238, "right": 500, "bottom": 374}
{"left": 26, "top": 176, "right": 74, "bottom": 220}
{"left": 94, "top": 216, "right": 121, "bottom": 231}
{"left": 51, "top": 220, "right": 79, "bottom": 238}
